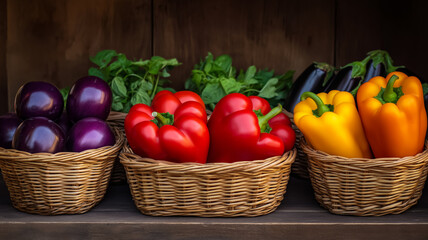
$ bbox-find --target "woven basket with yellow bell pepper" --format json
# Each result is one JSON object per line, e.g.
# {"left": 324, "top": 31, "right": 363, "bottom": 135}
{"left": 294, "top": 73, "right": 428, "bottom": 216}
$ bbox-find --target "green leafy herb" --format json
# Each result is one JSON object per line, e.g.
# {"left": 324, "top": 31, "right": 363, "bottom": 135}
{"left": 61, "top": 50, "right": 181, "bottom": 112}
{"left": 185, "top": 52, "right": 294, "bottom": 110}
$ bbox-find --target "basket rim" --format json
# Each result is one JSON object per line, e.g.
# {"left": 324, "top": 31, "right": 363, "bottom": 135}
{"left": 300, "top": 136, "right": 428, "bottom": 165}
{"left": 0, "top": 127, "right": 125, "bottom": 161}
{"left": 120, "top": 145, "right": 296, "bottom": 173}
{"left": 107, "top": 111, "right": 127, "bottom": 121}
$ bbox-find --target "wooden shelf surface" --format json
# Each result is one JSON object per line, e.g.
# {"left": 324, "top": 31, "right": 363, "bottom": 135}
{"left": 1, "top": 175, "right": 427, "bottom": 240}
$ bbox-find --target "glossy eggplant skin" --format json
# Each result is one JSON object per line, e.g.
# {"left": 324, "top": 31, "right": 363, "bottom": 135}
{"left": 324, "top": 66, "right": 361, "bottom": 93}
{"left": 285, "top": 63, "right": 334, "bottom": 112}
{"left": 12, "top": 117, "right": 65, "bottom": 153}
{"left": 364, "top": 59, "right": 386, "bottom": 83}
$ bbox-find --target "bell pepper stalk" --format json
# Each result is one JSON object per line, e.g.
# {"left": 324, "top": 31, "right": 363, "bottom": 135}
{"left": 294, "top": 90, "right": 372, "bottom": 158}
{"left": 381, "top": 75, "right": 399, "bottom": 103}
{"left": 249, "top": 96, "right": 295, "bottom": 152}
{"left": 300, "top": 92, "right": 332, "bottom": 117}
{"left": 124, "top": 90, "right": 209, "bottom": 163}
{"left": 356, "top": 71, "right": 427, "bottom": 158}
{"left": 208, "top": 93, "right": 290, "bottom": 163}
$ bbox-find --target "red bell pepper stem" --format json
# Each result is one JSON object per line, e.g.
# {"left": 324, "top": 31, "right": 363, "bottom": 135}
{"left": 383, "top": 75, "right": 399, "bottom": 103}
{"left": 152, "top": 112, "right": 172, "bottom": 126}
{"left": 300, "top": 92, "right": 330, "bottom": 117}
{"left": 258, "top": 104, "right": 283, "bottom": 132}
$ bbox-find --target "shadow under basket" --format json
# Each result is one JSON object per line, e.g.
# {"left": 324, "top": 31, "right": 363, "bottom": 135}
{"left": 0, "top": 128, "right": 125, "bottom": 215}
{"left": 300, "top": 138, "right": 428, "bottom": 216}
{"left": 120, "top": 146, "right": 296, "bottom": 217}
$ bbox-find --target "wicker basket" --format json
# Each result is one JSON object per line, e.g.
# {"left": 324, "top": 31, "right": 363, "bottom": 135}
{"left": 0, "top": 128, "right": 125, "bottom": 215}
{"left": 283, "top": 110, "right": 309, "bottom": 179}
{"left": 301, "top": 138, "right": 428, "bottom": 216}
{"left": 120, "top": 146, "right": 296, "bottom": 217}
{"left": 107, "top": 111, "right": 127, "bottom": 184}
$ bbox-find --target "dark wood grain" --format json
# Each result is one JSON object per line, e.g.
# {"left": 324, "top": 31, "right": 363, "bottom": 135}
{"left": 6, "top": 0, "right": 152, "bottom": 110}
{"left": 335, "top": 0, "right": 428, "bottom": 81}
{"left": 0, "top": 0, "right": 7, "bottom": 114}
{"left": 153, "top": 0, "right": 335, "bottom": 90}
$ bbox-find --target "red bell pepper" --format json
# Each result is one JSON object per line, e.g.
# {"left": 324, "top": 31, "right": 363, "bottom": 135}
{"left": 151, "top": 90, "right": 206, "bottom": 114}
{"left": 208, "top": 93, "right": 292, "bottom": 163}
{"left": 124, "top": 90, "right": 209, "bottom": 163}
{"left": 249, "top": 96, "right": 295, "bottom": 152}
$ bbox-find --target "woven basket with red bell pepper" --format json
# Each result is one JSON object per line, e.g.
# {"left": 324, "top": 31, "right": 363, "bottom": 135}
{"left": 120, "top": 90, "right": 297, "bottom": 217}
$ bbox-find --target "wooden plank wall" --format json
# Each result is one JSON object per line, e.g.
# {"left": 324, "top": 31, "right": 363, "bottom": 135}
{"left": 4, "top": 0, "right": 152, "bottom": 113}
{"left": 153, "top": 0, "right": 335, "bottom": 90}
{"left": 0, "top": 0, "right": 7, "bottom": 114}
{"left": 335, "top": 0, "right": 428, "bottom": 77}
{"left": 1, "top": 0, "right": 428, "bottom": 114}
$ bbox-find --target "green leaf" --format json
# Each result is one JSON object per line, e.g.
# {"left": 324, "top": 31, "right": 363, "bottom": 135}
{"left": 111, "top": 77, "right": 127, "bottom": 97}
{"left": 161, "top": 68, "right": 171, "bottom": 78}
{"left": 59, "top": 87, "right": 70, "bottom": 106}
{"left": 123, "top": 102, "right": 132, "bottom": 113}
{"left": 148, "top": 57, "right": 166, "bottom": 75}
{"left": 90, "top": 50, "right": 117, "bottom": 68}
{"left": 201, "top": 82, "right": 227, "bottom": 104}
{"left": 244, "top": 66, "right": 257, "bottom": 82}
{"left": 164, "top": 58, "right": 181, "bottom": 66}
{"left": 88, "top": 67, "right": 105, "bottom": 80}
{"left": 255, "top": 69, "right": 275, "bottom": 83}
{"left": 422, "top": 83, "right": 428, "bottom": 96}
{"left": 204, "top": 62, "right": 213, "bottom": 73}
{"left": 220, "top": 77, "right": 241, "bottom": 94}
{"left": 140, "top": 80, "right": 153, "bottom": 92}
{"left": 131, "top": 59, "right": 150, "bottom": 67}
{"left": 129, "top": 81, "right": 141, "bottom": 91}
{"left": 184, "top": 78, "right": 196, "bottom": 91}
{"left": 131, "top": 88, "right": 151, "bottom": 105}
{"left": 258, "top": 78, "right": 279, "bottom": 99}
{"left": 214, "top": 54, "right": 232, "bottom": 73}
{"left": 112, "top": 96, "right": 124, "bottom": 112}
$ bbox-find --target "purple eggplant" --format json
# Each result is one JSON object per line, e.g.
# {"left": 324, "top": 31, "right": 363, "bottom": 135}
{"left": 66, "top": 76, "right": 112, "bottom": 123}
{"left": 12, "top": 117, "right": 65, "bottom": 153}
{"left": 284, "top": 62, "right": 335, "bottom": 112}
{"left": 0, "top": 113, "right": 23, "bottom": 149}
{"left": 67, "top": 117, "right": 115, "bottom": 152}
{"left": 14, "top": 81, "right": 64, "bottom": 120}
{"left": 324, "top": 65, "right": 363, "bottom": 93}
{"left": 363, "top": 50, "right": 402, "bottom": 83}
{"left": 364, "top": 59, "right": 387, "bottom": 82}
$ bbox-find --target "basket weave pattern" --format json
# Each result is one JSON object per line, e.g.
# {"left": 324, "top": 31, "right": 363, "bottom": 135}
{"left": 0, "top": 128, "right": 125, "bottom": 215}
{"left": 283, "top": 110, "right": 309, "bottom": 179}
{"left": 120, "top": 146, "right": 296, "bottom": 217}
{"left": 301, "top": 138, "right": 428, "bottom": 216}
{"left": 107, "top": 111, "right": 127, "bottom": 184}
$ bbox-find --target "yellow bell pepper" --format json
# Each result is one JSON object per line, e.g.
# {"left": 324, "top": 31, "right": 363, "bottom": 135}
{"left": 356, "top": 71, "right": 427, "bottom": 158}
{"left": 294, "top": 90, "right": 372, "bottom": 158}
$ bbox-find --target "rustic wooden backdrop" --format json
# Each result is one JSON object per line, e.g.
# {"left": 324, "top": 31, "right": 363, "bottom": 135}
{"left": 1, "top": 0, "right": 427, "bottom": 114}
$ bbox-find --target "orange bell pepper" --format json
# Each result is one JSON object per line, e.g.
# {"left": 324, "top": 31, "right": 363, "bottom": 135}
{"left": 356, "top": 71, "right": 427, "bottom": 158}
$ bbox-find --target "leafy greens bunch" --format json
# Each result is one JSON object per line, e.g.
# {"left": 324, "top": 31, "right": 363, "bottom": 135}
{"left": 84, "top": 50, "right": 180, "bottom": 113}
{"left": 185, "top": 53, "right": 294, "bottom": 111}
